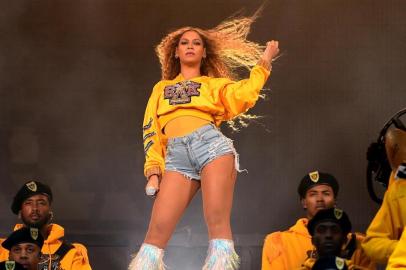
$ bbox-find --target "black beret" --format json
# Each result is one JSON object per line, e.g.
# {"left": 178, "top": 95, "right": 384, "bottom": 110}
{"left": 0, "top": 261, "right": 25, "bottom": 270}
{"left": 2, "top": 227, "right": 44, "bottom": 251}
{"left": 11, "top": 181, "right": 53, "bottom": 214}
{"left": 312, "top": 256, "right": 348, "bottom": 270}
{"left": 308, "top": 207, "right": 352, "bottom": 236}
{"left": 298, "top": 171, "right": 339, "bottom": 198}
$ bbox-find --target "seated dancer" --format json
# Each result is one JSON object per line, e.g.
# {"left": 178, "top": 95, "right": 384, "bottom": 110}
{"left": 1, "top": 227, "right": 44, "bottom": 270}
{"left": 0, "top": 180, "right": 92, "bottom": 270}
{"left": 300, "top": 207, "right": 354, "bottom": 269}
{"left": 262, "top": 171, "right": 375, "bottom": 270}
{"left": 363, "top": 127, "right": 406, "bottom": 265}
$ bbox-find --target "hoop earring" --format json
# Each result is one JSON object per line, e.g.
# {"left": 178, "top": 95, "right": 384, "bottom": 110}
{"left": 49, "top": 211, "right": 54, "bottom": 222}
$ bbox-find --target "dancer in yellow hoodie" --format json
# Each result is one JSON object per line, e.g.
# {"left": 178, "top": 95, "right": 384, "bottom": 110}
{"left": 362, "top": 165, "right": 406, "bottom": 265}
{"left": 0, "top": 180, "right": 91, "bottom": 270}
{"left": 362, "top": 128, "right": 406, "bottom": 265}
{"left": 299, "top": 207, "right": 368, "bottom": 270}
{"left": 262, "top": 171, "right": 375, "bottom": 270}
{"left": 129, "top": 8, "right": 280, "bottom": 270}
{"left": 2, "top": 226, "right": 44, "bottom": 270}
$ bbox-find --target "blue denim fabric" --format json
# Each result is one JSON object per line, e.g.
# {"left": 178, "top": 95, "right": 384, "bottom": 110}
{"left": 165, "top": 124, "right": 235, "bottom": 180}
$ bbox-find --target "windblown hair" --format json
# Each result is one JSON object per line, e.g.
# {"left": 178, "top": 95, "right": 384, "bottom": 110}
{"left": 156, "top": 9, "right": 264, "bottom": 81}
{"left": 155, "top": 9, "right": 268, "bottom": 130}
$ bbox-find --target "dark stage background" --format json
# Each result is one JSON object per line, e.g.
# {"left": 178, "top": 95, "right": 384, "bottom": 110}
{"left": 0, "top": 1, "right": 405, "bottom": 269}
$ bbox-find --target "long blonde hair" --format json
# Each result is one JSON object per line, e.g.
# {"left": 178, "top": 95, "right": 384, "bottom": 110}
{"left": 156, "top": 9, "right": 268, "bottom": 130}
{"left": 156, "top": 9, "right": 264, "bottom": 81}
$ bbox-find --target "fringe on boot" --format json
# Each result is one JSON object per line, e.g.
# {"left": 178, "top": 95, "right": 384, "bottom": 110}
{"left": 128, "top": 243, "right": 166, "bottom": 270}
{"left": 202, "top": 239, "right": 240, "bottom": 270}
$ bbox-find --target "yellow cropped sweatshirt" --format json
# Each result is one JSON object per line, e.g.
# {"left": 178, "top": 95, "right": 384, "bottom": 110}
{"left": 142, "top": 65, "right": 270, "bottom": 179}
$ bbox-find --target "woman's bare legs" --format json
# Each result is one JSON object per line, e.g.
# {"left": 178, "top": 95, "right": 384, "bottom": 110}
{"left": 131, "top": 154, "right": 237, "bottom": 270}
{"left": 201, "top": 154, "right": 236, "bottom": 239}
{"left": 145, "top": 171, "right": 201, "bottom": 248}
{"left": 200, "top": 154, "right": 239, "bottom": 269}
{"left": 129, "top": 171, "right": 200, "bottom": 270}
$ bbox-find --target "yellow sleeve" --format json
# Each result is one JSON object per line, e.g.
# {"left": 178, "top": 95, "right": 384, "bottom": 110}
{"left": 362, "top": 187, "right": 399, "bottom": 264}
{"left": 299, "top": 258, "right": 315, "bottom": 270}
{"left": 262, "top": 233, "right": 286, "bottom": 270}
{"left": 349, "top": 233, "right": 376, "bottom": 269}
{"left": 387, "top": 226, "right": 406, "bottom": 269}
{"left": 143, "top": 82, "right": 166, "bottom": 179}
{"left": 70, "top": 243, "right": 92, "bottom": 270}
{"left": 0, "top": 239, "right": 9, "bottom": 261}
{"left": 219, "top": 65, "right": 271, "bottom": 120}
{"left": 59, "top": 243, "right": 92, "bottom": 270}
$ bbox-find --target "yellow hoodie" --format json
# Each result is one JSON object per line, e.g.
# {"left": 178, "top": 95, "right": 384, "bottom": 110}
{"left": 0, "top": 224, "right": 91, "bottom": 270}
{"left": 362, "top": 172, "right": 406, "bottom": 264}
{"left": 262, "top": 218, "right": 375, "bottom": 270}
{"left": 262, "top": 218, "right": 313, "bottom": 270}
{"left": 142, "top": 65, "right": 270, "bottom": 178}
{"left": 387, "top": 226, "right": 406, "bottom": 269}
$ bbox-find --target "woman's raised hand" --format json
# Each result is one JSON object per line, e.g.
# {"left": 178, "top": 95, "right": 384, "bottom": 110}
{"left": 260, "top": 40, "right": 279, "bottom": 69}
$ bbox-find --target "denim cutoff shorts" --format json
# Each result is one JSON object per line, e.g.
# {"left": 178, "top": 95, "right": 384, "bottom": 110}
{"left": 165, "top": 124, "right": 239, "bottom": 180}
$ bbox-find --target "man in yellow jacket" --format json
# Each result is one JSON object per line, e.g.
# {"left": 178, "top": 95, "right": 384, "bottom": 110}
{"left": 362, "top": 128, "right": 406, "bottom": 265}
{"left": 300, "top": 207, "right": 354, "bottom": 270}
{"left": 261, "top": 171, "right": 375, "bottom": 270}
{"left": 0, "top": 180, "right": 92, "bottom": 270}
{"left": 2, "top": 226, "right": 44, "bottom": 270}
{"left": 362, "top": 165, "right": 406, "bottom": 265}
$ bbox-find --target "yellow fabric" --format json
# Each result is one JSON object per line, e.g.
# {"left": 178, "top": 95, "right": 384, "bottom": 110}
{"left": 0, "top": 224, "right": 92, "bottom": 270}
{"left": 142, "top": 65, "right": 270, "bottom": 177}
{"left": 387, "top": 226, "right": 406, "bottom": 269}
{"left": 164, "top": 116, "right": 211, "bottom": 138}
{"left": 362, "top": 172, "right": 406, "bottom": 264}
{"left": 350, "top": 233, "right": 377, "bottom": 269}
{"left": 0, "top": 241, "right": 6, "bottom": 263}
{"left": 262, "top": 218, "right": 313, "bottom": 270}
{"left": 262, "top": 218, "right": 376, "bottom": 270}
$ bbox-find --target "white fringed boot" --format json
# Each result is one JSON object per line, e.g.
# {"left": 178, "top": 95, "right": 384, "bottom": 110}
{"left": 128, "top": 243, "right": 166, "bottom": 270}
{"left": 202, "top": 239, "right": 240, "bottom": 270}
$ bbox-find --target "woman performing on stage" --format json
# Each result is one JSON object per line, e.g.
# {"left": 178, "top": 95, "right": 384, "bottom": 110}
{"left": 130, "top": 11, "right": 280, "bottom": 270}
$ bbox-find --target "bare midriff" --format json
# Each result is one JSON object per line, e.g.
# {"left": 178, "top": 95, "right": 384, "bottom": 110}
{"left": 164, "top": 116, "right": 211, "bottom": 138}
